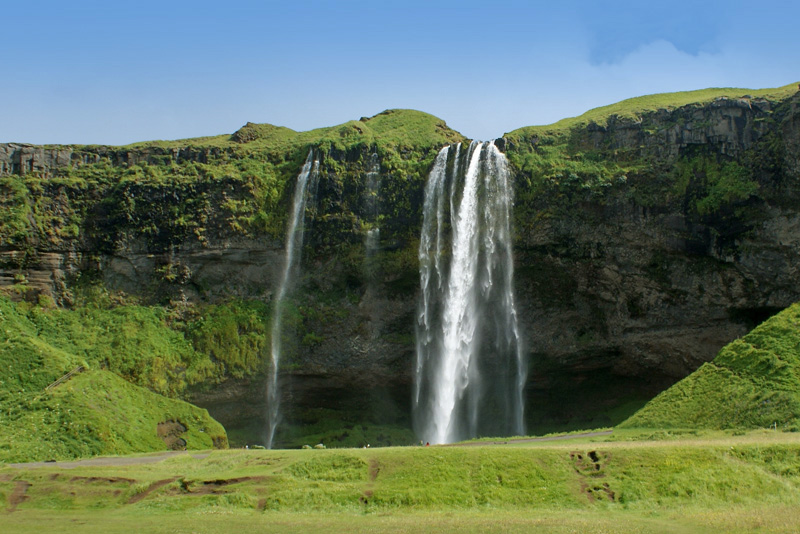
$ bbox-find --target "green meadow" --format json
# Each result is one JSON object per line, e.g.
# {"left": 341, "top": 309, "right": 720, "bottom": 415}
{"left": 2, "top": 430, "right": 800, "bottom": 533}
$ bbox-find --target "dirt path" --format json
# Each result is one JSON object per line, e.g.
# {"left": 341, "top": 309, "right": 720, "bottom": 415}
{"left": 448, "top": 430, "right": 614, "bottom": 447}
{"left": 6, "top": 451, "right": 210, "bottom": 469}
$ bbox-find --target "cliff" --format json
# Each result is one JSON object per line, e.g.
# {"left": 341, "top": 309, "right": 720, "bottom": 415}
{"left": 505, "top": 83, "right": 800, "bottom": 427}
{"left": 2, "top": 85, "right": 800, "bottom": 446}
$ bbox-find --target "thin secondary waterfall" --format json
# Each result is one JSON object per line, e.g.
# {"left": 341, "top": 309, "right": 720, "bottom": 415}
{"left": 414, "top": 141, "right": 526, "bottom": 444}
{"left": 364, "top": 151, "right": 381, "bottom": 268}
{"left": 265, "top": 150, "right": 319, "bottom": 448}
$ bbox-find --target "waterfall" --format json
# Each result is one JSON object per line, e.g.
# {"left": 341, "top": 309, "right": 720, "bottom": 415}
{"left": 414, "top": 141, "right": 526, "bottom": 444}
{"left": 265, "top": 149, "right": 320, "bottom": 448}
{"left": 364, "top": 151, "right": 381, "bottom": 271}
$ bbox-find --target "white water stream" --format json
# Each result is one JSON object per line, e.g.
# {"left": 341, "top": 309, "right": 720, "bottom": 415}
{"left": 265, "top": 150, "right": 319, "bottom": 448}
{"left": 414, "top": 141, "right": 526, "bottom": 444}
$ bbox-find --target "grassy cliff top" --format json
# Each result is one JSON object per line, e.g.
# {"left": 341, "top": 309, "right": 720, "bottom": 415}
{"left": 506, "top": 81, "right": 800, "bottom": 139}
{"left": 619, "top": 302, "right": 800, "bottom": 431}
{"left": 106, "top": 109, "right": 463, "bottom": 155}
{"left": 29, "top": 83, "right": 799, "bottom": 152}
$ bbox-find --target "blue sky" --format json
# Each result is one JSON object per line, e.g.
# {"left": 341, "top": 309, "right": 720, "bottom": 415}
{"left": 3, "top": 0, "right": 798, "bottom": 145}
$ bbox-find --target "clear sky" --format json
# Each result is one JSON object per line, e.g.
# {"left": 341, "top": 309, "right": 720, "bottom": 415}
{"left": 3, "top": 0, "right": 798, "bottom": 145}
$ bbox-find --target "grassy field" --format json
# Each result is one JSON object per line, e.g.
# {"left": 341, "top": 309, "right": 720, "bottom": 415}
{"left": 2, "top": 429, "right": 799, "bottom": 533}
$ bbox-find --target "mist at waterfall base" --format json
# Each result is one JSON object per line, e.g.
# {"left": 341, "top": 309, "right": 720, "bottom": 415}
{"left": 414, "top": 141, "right": 527, "bottom": 445}
{"left": 265, "top": 150, "right": 319, "bottom": 449}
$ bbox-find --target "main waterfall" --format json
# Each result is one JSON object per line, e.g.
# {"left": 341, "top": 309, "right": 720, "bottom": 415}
{"left": 413, "top": 141, "right": 526, "bottom": 444}
{"left": 265, "top": 150, "right": 319, "bottom": 448}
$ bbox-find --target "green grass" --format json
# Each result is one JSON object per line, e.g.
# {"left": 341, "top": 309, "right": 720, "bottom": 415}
{"left": 620, "top": 303, "right": 800, "bottom": 430}
{"left": 119, "top": 109, "right": 463, "bottom": 153}
{"left": 1, "top": 432, "right": 799, "bottom": 532}
{"left": 0, "top": 295, "right": 207, "bottom": 397}
{"left": 183, "top": 299, "right": 271, "bottom": 381}
{"left": 507, "top": 81, "right": 799, "bottom": 136}
{"left": 0, "top": 370, "right": 226, "bottom": 463}
{"left": 0, "top": 296, "right": 227, "bottom": 462}
{"left": 12, "top": 508, "right": 799, "bottom": 534}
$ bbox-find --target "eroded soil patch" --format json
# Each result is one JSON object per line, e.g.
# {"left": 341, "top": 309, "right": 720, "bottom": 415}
{"left": 157, "top": 421, "right": 187, "bottom": 450}
{"left": 7, "top": 480, "right": 31, "bottom": 512}
{"left": 128, "top": 477, "right": 179, "bottom": 504}
{"left": 570, "top": 450, "right": 615, "bottom": 502}
{"left": 70, "top": 476, "right": 136, "bottom": 485}
{"left": 176, "top": 476, "right": 267, "bottom": 496}
{"left": 361, "top": 458, "right": 380, "bottom": 506}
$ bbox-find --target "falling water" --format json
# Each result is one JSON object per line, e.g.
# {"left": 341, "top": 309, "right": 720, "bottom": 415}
{"left": 364, "top": 151, "right": 381, "bottom": 268}
{"left": 265, "top": 150, "right": 319, "bottom": 448}
{"left": 414, "top": 141, "right": 526, "bottom": 444}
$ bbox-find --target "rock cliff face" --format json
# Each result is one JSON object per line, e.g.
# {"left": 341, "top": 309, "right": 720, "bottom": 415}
{"left": 507, "top": 92, "right": 800, "bottom": 426}
{"left": 0, "top": 143, "right": 226, "bottom": 177}
{"left": 2, "top": 92, "right": 800, "bottom": 439}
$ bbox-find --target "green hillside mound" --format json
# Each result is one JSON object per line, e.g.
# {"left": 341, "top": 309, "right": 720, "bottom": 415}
{"left": 0, "top": 296, "right": 227, "bottom": 463}
{"left": 620, "top": 303, "right": 800, "bottom": 430}
{"left": 126, "top": 108, "right": 463, "bottom": 154}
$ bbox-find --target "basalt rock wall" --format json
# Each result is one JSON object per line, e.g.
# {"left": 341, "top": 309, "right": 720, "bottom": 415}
{"left": 2, "top": 93, "right": 800, "bottom": 435}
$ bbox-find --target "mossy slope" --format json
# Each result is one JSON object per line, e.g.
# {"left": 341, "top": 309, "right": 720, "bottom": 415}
{"left": 0, "top": 370, "right": 226, "bottom": 463}
{"left": 620, "top": 303, "right": 800, "bottom": 430}
{"left": 0, "top": 296, "right": 227, "bottom": 462}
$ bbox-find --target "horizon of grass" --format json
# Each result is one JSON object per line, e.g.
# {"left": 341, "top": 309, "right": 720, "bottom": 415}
{"left": 30, "top": 109, "right": 464, "bottom": 154}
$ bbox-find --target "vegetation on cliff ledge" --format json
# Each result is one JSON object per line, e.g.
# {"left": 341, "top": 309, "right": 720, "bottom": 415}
{"left": 504, "top": 82, "right": 797, "bottom": 246}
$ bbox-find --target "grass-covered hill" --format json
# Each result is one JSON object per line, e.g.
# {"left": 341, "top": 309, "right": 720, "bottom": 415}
{"left": 126, "top": 108, "right": 463, "bottom": 154}
{"left": 620, "top": 303, "right": 800, "bottom": 431}
{"left": 0, "top": 295, "right": 228, "bottom": 462}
